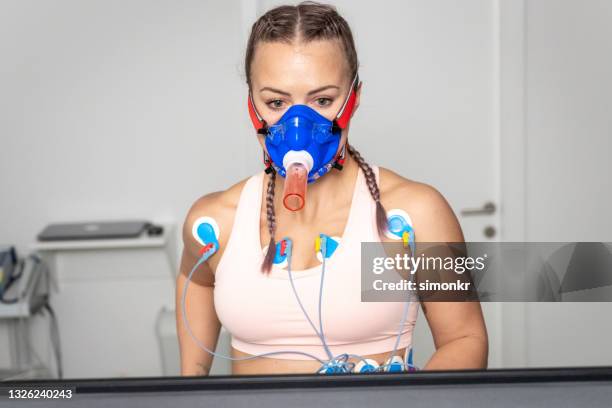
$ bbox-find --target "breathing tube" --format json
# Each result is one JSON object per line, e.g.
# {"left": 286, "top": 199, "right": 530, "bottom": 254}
{"left": 180, "top": 236, "right": 419, "bottom": 374}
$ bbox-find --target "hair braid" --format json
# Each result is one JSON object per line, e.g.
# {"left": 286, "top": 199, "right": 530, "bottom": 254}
{"left": 261, "top": 170, "right": 277, "bottom": 273}
{"left": 347, "top": 143, "right": 388, "bottom": 239}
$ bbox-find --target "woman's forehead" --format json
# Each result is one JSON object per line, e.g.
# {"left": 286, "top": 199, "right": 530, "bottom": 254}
{"left": 250, "top": 40, "right": 349, "bottom": 91}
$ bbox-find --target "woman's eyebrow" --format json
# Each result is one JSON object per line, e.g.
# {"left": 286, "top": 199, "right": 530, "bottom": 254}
{"left": 259, "top": 85, "right": 340, "bottom": 96}
{"left": 307, "top": 85, "right": 340, "bottom": 95}
{"left": 259, "top": 87, "right": 290, "bottom": 96}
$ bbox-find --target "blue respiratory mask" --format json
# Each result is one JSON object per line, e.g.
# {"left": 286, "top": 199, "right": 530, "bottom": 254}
{"left": 248, "top": 75, "right": 359, "bottom": 211}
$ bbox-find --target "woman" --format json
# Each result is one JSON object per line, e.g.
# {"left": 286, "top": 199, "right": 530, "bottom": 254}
{"left": 176, "top": 1, "right": 488, "bottom": 376}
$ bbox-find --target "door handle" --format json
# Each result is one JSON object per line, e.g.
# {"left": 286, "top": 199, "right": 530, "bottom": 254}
{"left": 461, "top": 201, "right": 496, "bottom": 216}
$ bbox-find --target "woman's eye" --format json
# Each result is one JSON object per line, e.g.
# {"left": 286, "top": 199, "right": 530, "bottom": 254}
{"left": 315, "top": 97, "right": 333, "bottom": 107}
{"left": 267, "top": 99, "right": 284, "bottom": 110}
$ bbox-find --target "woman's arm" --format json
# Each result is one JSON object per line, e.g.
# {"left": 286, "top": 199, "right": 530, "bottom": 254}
{"left": 175, "top": 197, "right": 222, "bottom": 376}
{"left": 175, "top": 247, "right": 221, "bottom": 376}
{"left": 419, "top": 301, "right": 488, "bottom": 370}
{"left": 380, "top": 167, "right": 489, "bottom": 370}
{"left": 412, "top": 184, "right": 489, "bottom": 370}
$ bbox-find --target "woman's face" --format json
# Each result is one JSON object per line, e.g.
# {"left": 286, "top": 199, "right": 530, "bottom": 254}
{"left": 249, "top": 39, "right": 360, "bottom": 152}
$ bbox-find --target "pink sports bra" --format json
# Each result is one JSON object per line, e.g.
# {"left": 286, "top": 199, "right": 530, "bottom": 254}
{"left": 214, "top": 165, "right": 419, "bottom": 361}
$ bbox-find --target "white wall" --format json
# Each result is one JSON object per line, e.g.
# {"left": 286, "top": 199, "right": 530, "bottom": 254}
{"left": 0, "top": 0, "right": 254, "bottom": 254}
{"left": 0, "top": 0, "right": 255, "bottom": 376}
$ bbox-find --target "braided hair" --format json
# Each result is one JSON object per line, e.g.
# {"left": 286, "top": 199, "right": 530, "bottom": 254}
{"left": 261, "top": 170, "right": 278, "bottom": 272}
{"left": 346, "top": 143, "right": 389, "bottom": 239}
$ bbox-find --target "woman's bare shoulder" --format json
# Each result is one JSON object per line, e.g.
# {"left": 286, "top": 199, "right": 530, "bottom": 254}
{"left": 377, "top": 166, "right": 463, "bottom": 242}
{"left": 186, "top": 177, "right": 249, "bottom": 219}
{"left": 377, "top": 166, "right": 445, "bottom": 210}
{"left": 378, "top": 166, "right": 433, "bottom": 198}
{"left": 182, "top": 175, "right": 256, "bottom": 258}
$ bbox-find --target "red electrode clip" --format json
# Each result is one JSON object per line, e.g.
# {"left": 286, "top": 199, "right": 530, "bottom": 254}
{"left": 199, "top": 243, "right": 214, "bottom": 256}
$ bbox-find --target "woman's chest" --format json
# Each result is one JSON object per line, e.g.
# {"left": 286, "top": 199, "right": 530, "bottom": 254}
{"left": 214, "top": 255, "right": 408, "bottom": 343}
{"left": 257, "top": 209, "right": 355, "bottom": 271}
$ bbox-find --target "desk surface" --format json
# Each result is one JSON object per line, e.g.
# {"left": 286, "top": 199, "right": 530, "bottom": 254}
{"left": 1, "top": 366, "right": 611, "bottom": 408}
